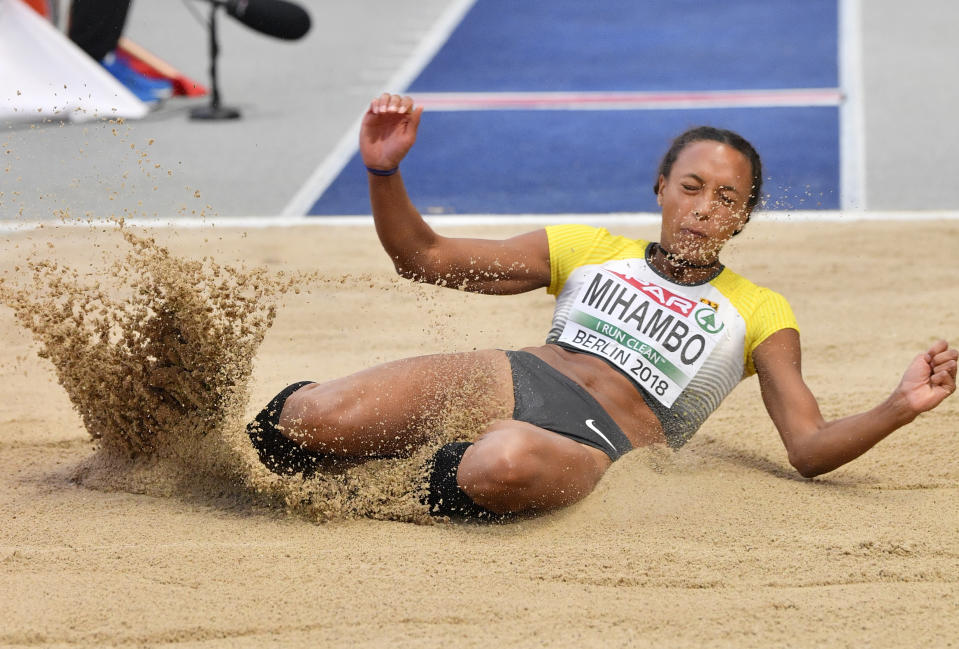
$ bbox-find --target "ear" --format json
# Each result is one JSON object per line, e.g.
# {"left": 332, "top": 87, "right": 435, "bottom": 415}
{"left": 656, "top": 174, "right": 665, "bottom": 207}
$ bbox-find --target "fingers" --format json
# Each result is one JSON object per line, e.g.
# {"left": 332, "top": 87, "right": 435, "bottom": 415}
{"left": 926, "top": 339, "right": 949, "bottom": 358}
{"left": 928, "top": 341, "right": 957, "bottom": 394}
{"left": 922, "top": 340, "right": 953, "bottom": 366}
{"left": 369, "top": 93, "right": 417, "bottom": 115}
{"left": 926, "top": 342, "right": 957, "bottom": 376}
{"left": 931, "top": 358, "right": 957, "bottom": 382}
{"left": 931, "top": 346, "right": 958, "bottom": 366}
{"left": 930, "top": 365, "right": 956, "bottom": 393}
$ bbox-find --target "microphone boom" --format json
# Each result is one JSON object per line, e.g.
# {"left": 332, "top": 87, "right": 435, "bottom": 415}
{"left": 224, "top": 0, "right": 311, "bottom": 40}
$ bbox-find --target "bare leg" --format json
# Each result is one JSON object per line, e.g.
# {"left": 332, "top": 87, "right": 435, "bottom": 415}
{"left": 457, "top": 421, "right": 613, "bottom": 514}
{"left": 275, "top": 349, "right": 614, "bottom": 515}
{"left": 277, "top": 349, "right": 513, "bottom": 457}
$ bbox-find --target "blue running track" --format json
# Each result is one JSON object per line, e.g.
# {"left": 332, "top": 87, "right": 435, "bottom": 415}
{"left": 309, "top": 0, "right": 839, "bottom": 215}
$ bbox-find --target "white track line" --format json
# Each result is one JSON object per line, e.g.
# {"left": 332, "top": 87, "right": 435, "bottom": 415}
{"left": 3, "top": 211, "right": 958, "bottom": 232}
{"left": 839, "top": 0, "right": 867, "bottom": 210}
{"left": 280, "top": 0, "right": 477, "bottom": 218}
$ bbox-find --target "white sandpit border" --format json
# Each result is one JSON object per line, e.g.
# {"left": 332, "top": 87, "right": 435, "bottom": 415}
{"left": 2, "top": 211, "right": 959, "bottom": 232}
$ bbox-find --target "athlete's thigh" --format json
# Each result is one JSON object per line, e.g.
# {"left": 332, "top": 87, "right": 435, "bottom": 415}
{"left": 461, "top": 421, "right": 613, "bottom": 512}
{"left": 279, "top": 349, "right": 514, "bottom": 455}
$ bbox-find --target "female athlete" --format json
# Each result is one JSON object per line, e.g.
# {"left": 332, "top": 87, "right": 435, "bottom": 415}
{"left": 247, "top": 93, "right": 957, "bottom": 519}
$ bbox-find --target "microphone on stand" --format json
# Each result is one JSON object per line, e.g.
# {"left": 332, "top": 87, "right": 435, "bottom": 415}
{"left": 224, "top": 0, "right": 311, "bottom": 40}
{"left": 189, "top": 0, "right": 311, "bottom": 120}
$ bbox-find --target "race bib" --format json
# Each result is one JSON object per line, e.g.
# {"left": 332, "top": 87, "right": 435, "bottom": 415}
{"left": 557, "top": 264, "right": 728, "bottom": 407}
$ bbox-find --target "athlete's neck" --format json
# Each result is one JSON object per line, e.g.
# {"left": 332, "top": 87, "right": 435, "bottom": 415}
{"left": 650, "top": 242, "right": 721, "bottom": 283}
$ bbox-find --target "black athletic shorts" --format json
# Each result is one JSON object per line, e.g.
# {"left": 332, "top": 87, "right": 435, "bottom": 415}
{"left": 505, "top": 350, "right": 633, "bottom": 461}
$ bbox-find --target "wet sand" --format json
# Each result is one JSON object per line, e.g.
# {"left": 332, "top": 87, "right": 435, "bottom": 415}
{"left": 1, "top": 220, "right": 957, "bottom": 647}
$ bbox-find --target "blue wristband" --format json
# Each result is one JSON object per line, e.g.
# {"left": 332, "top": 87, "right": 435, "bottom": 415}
{"left": 366, "top": 165, "right": 399, "bottom": 176}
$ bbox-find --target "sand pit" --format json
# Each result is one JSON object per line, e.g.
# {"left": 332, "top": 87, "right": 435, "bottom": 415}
{"left": 1, "top": 220, "right": 957, "bottom": 647}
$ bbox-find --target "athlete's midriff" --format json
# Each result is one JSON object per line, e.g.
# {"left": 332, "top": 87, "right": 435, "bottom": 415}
{"left": 521, "top": 343, "right": 667, "bottom": 448}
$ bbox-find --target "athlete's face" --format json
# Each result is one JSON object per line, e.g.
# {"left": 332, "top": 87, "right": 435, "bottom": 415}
{"left": 656, "top": 140, "right": 754, "bottom": 265}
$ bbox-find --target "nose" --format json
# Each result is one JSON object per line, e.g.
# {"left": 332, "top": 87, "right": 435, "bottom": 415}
{"left": 692, "top": 196, "right": 713, "bottom": 220}
{"left": 692, "top": 192, "right": 729, "bottom": 220}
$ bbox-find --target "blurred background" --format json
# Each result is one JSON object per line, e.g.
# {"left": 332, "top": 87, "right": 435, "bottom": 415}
{"left": 1, "top": 0, "right": 957, "bottom": 223}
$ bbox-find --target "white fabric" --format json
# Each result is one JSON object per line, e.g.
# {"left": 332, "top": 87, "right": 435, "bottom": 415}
{"left": 0, "top": 0, "right": 147, "bottom": 123}
{"left": 554, "top": 260, "right": 742, "bottom": 408}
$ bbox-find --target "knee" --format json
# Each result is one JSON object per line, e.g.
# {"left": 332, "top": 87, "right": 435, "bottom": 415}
{"left": 247, "top": 381, "right": 323, "bottom": 476}
{"left": 278, "top": 383, "right": 356, "bottom": 451}
{"left": 458, "top": 432, "right": 543, "bottom": 510}
{"left": 424, "top": 442, "right": 503, "bottom": 520}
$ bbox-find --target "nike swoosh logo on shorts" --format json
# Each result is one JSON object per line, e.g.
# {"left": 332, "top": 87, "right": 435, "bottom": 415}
{"left": 585, "top": 419, "right": 617, "bottom": 452}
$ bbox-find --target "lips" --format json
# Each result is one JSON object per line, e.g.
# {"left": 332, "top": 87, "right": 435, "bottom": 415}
{"left": 679, "top": 226, "right": 708, "bottom": 238}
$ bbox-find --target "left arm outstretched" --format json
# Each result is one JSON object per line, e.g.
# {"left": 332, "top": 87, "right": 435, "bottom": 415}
{"left": 752, "top": 330, "right": 957, "bottom": 478}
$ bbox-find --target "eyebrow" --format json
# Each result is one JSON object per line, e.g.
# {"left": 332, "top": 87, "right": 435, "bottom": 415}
{"left": 682, "top": 173, "right": 741, "bottom": 194}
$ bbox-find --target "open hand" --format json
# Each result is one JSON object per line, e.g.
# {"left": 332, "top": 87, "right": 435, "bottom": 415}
{"left": 896, "top": 339, "right": 958, "bottom": 415}
{"left": 359, "top": 93, "right": 424, "bottom": 172}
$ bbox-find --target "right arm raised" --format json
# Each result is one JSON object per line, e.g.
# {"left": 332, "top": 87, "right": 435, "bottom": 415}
{"left": 361, "top": 94, "right": 550, "bottom": 295}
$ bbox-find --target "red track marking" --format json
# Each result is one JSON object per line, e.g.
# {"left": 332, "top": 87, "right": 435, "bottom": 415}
{"left": 414, "top": 88, "right": 842, "bottom": 111}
